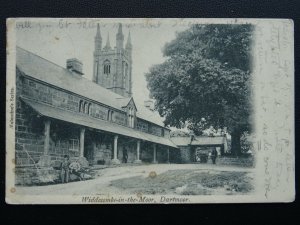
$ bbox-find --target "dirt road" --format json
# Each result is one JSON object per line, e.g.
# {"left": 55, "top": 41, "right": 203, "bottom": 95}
{"left": 15, "top": 164, "right": 254, "bottom": 196}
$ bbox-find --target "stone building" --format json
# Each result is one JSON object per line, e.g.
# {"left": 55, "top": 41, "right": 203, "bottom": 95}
{"left": 93, "top": 24, "right": 133, "bottom": 97}
{"left": 15, "top": 24, "right": 178, "bottom": 184}
{"left": 170, "top": 136, "right": 228, "bottom": 163}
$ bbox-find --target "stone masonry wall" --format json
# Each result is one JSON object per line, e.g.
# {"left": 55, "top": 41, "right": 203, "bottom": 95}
{"left": 15, "top": 72, "right": 45, "bottom": 166}
{"left": 157, "top": 146, "right": 168, "bottom": 163}
{"left": 179, "top": 146, "right": 193, "bottom": 163}
{"left": 136, "top": 118, "right": 164, "bottom": 137}
{"left": 21, "top": 76, "right": 119, "bottom": 122}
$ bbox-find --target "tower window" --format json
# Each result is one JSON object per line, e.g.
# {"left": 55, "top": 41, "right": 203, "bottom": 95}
{"left": 104, "top": 60, "right": 111, "bottom": 75}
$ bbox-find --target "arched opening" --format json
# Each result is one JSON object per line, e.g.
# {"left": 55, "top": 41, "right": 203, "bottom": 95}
{"left": 104, "top": 60, "right": 111, "bottom": 75}
{"left": 79, "top": 100, "right": 83, "bottom": 112}
{"left": 88, "top": 103, "right": 92, "bottom": 115}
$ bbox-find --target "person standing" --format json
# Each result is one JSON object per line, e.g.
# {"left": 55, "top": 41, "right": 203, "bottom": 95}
{"left": 123, "top": 147, "right": 128, "bottom": 163}
{"left": 61, "top": 155, "right": 70, "bottom": 183}
{"left": 211, "top": 148, "right": 217, "bottom": 164}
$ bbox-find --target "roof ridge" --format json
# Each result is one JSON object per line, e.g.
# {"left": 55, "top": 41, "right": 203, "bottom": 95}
{"left": 16, "top": 46, "right": 73, "bottom": 74}
{"left": 17, "top": 46, "right": 126, "bottom": 99}
{"left": 16, "top": 47, "right": 166, "bottom": 127}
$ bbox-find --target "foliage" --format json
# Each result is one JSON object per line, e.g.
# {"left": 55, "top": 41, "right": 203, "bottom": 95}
{"left": 240, "top": 132, "right": 254, "bottom": 154}
{"left": 145, "top": 24, "right": 254, "bottom": 155}
{"left": 69, "top": 161, "right": 81, "bottom": 172}
{"left": 170, "top": 129, "right": 190, "bottom": 137}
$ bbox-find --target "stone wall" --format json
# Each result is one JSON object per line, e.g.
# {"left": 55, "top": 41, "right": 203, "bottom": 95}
{"left": 15, "top": 78, "right": 45, "bottom": 166}
{"left": 169, "top": 148, "right": 181, "bottom": 163}
{"left": 126, "top": 144, "right": 137, "bottom": 163}
{"left": 137, "top": 119, "right": 149, "bottom": 133}
{"left": 48, "top": 121, "right": 81, "bottom": 160}
{"left": 136, "top": 118, "right": 164, "bottom": 137}
{"left": 16, "top": 70, "right": 172, "bottom": 169}
{"left": 21, "top": 75, "right": 162, "bottom": 134}
{"left": 94, "top": 48, "right": 131, "bottom": 97}
{"left": 15, "top": 167, "right": 60, "bottom": 186}
{"left": 216, "top": 156, "right": 255, "bottom": 167}
{"left": 21, "top": 76, "right": 116, "bottom": 122}
{"left": 179, "top": 146, "right": 193, "bottom": 163}
{"left": 141, "top": 143, "right": 153, "bottom": 162}
{"left": 112, "top": 111, "right": 127, "bottom": 126}
{"left": 149, "top": 124, "right": 163, "bottom": 136}
{"left": 156, "top": 146, "right": 168, "bottom": 163}
{"left": 164, "top": 129, "right": 170, "bottom": 138}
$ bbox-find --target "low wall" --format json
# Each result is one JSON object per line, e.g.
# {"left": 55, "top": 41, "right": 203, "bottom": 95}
{"left": 15, "top": 166, "right": 60, "bottom": 186}
{"left": 215, "top": 156, "right": 255, "bottom": 167}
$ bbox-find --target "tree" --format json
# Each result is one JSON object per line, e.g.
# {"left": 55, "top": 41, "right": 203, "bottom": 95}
{"left": 145, "top": 24, "right": 253, "bottom": 156}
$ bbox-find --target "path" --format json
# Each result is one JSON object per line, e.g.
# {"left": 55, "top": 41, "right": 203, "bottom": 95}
{"left": 15, "top": 164, "right": 254, "bottom": 196}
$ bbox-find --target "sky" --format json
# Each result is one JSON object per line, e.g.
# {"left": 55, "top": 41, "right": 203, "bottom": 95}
{"left": 16, "top": 18, "right": 189, "bottom": 106}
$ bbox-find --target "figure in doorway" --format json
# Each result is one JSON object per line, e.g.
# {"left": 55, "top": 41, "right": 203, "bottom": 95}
{"left": 123, "top": 147, "right": 128, "bottom": 163}
{"left": 211, "top": 148, "right": 218, "bottom": 164}
{"left": 61, "top": 155, "right": 70, "bottom": 183}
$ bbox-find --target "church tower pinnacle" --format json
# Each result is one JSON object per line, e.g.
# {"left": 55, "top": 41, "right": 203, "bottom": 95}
{"left": 103, "top": 33, "right": 111, "bottom": 50}
{"left": 116, "top": 23, "right": 124, "bottom": 49}
{"left": 93, "top": 23, "right": 132, "bottom": 97}
{"left": 95, "top": 24, "right": 102, "bottom": 51}
{"left": 126, "top": 31, "right": 132, "bottom": 50}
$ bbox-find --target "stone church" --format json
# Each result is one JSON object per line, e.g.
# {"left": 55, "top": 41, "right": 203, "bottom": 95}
{"left": 15, "top": 24, "right": 179, "bottom": 185}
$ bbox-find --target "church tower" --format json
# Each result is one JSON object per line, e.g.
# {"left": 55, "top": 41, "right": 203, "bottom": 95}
{"left": 93, "top": 23, "right": 132, "bottom": 97}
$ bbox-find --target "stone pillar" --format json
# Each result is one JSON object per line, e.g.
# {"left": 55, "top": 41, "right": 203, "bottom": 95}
{"left": 153, "top": 143, "right": 157, "bottom": 163}
{"left": 111, "top": 135, "right": 120, "bottom": 164}
{"left": 80, "top": 128, "right": 85, "bottom": 157}
{"left": 39, "top": 120, "right": 51, "bottom": 167}
{"left": 43, "top": 120, "right": 51, "bottom": 155}
{"left": 134, "top": 140, "right": 142, "bottom": 163}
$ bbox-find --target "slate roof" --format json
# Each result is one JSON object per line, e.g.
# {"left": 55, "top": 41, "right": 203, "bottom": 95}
{"left": 16, "top": 47, "right": 165, "bottom": 127}
{"left": 169, "top": 136, "right": 192, "bottom": 146}
{"left": 22, "top": 98, "right": 177, "bottom": 148}
{"left": 191, "top": 136, "right": 227, "bottom": 146}
{"left": 170, "top": 136, "right": 227, "bottom": 146}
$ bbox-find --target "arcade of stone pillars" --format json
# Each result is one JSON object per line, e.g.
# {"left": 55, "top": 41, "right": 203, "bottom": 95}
{"left": 42, "top": 119, "right": 170, "bottom": 165}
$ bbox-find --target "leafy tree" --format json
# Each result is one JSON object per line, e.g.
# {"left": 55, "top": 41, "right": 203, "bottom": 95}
{"left": 145, "top": 24, "right": 253, "bottom": 156}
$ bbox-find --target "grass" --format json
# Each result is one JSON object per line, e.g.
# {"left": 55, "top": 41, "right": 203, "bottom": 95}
{"left": 110, "top": 169, "right": 253, "bottom": 195}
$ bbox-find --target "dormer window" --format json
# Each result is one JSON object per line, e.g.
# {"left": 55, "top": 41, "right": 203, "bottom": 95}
{"left": 104, "top": 60, "right": 111, "bottom": 75}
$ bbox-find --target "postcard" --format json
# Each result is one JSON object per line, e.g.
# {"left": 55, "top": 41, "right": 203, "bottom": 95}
{"left": 6, "top": 18, "right": 295, "bottom": 204}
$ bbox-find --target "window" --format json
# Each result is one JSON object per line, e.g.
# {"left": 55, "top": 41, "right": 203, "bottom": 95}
{"left": 110, "top": 111, "right": 114, "bottom": 122}
{"left": 107, "top": 109, "right": 114, "bottom": 121}
{"left": 79, "top": 100, "right": 84, "bottom": 112}
{"left": 107, "top": 109, "right": 110, "bottom": 120}
{"left": 128, "top": 107, "right": 135, "bottom": 128}
{"left": 104, "top": 60, "right": 111, "bottom": 75}
{"left": 79, "top": 100, "right": 92, "bottom": 115}
{"left": 88, "top": 103, "right": 92, "bottom": 115}
{"left": 69, "top": 139, "right": 79, "bottom": 152}
{"left": 84, "top": 102, "right": 88, "bottom": 114}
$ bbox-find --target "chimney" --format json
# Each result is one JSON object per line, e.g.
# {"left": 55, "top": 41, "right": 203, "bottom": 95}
{"left": 144, "top": 100, "right": 154, "bottom": 111}
{"left": 66, "top": 58, "right": 84, "bottom": 75}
